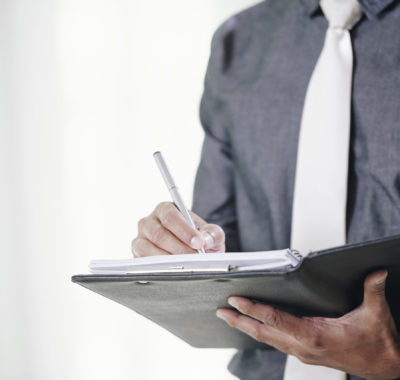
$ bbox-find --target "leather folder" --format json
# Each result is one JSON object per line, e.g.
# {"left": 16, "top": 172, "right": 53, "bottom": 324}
{"left": 72, "top": 234, "right": 400, "bottom": 349}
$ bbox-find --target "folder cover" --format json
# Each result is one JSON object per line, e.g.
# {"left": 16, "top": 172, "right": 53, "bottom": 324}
{"left": 72, "top": 235, "right": 400, "bottom": 349}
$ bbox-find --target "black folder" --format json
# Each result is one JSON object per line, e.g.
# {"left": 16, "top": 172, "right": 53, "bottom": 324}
{"left": 72, "top": 234, "right": 400, "bottom": 349}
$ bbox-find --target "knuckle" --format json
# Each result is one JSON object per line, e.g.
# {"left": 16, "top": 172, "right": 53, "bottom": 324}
{"left": 304, "top": 332, "right": 325, "bottom": 351}
{"left": 373, "top": 287, "right": 386, "bottom": 297}
{"left": 155, "top": 201, "right": 170, "bottom": 214}
{"left": 298, "top": 319, "right": 327, "bottom": 351}
{"left": 252, "top": 327, "right": 265, "bottom": 343}
{"left": 264, "top": 308, "right": 281, "bottom": 327}
{"left": 137, "top": 217, "right": 147, "bottom": 232}
{"left": 160, "top": 208, "right": 176, "bottom": 227}
{"left": 151, "top": 224, "right": 167, "bottom": 245}
{"left": 160, "top": 201, "right": 174, "bottom": 214}
{"left": 163, "top": 213, "right": 174, "bottom": 227}
{"left": 297, "top": 351, "right": 317, "bottom": 365}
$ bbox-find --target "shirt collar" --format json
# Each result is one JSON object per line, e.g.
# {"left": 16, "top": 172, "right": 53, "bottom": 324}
{"left": 299, "top": 0, "right": 399, "bottom": 19}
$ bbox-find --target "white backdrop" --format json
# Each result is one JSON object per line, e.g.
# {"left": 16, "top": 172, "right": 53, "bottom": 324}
{"left": 0, "top": 0, "right": 261, "bottom": 379}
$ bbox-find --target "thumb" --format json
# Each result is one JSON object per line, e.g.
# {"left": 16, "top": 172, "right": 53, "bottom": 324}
{"left": 363, "top": 269, "right": 388, "bottom": 309}
{"left": 199, "top": 224, "right": 225, "bottom": 252}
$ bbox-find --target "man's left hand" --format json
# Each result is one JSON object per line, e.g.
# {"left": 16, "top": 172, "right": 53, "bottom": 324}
{"left": 216, "top": 270, "right": 400, "bottom": 380}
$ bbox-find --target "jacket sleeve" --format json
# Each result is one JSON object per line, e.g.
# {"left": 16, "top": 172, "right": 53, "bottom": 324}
{"left": 192, "top": 19, "right": 240, "bottom": 252}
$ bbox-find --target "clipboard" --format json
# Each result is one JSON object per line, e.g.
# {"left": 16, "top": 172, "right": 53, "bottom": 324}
{"left": 72, "top": 234, "right": 400, "bottom": 349}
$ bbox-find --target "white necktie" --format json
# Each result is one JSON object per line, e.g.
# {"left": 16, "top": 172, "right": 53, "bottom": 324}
{"left": 284, "top": 1, "right": 363, "bottom": 379}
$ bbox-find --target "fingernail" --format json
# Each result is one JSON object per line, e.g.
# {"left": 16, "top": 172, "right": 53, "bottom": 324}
{"left": 216, "top": 310, "right": 226, "bottom": 320}
{"left": 228, "top": 297, "right": 240, "bottom": 309}
{"left": 202, "top": 231, "right": 214, "bottom": 249}
{"left": 376, "top": 270, "right": 388, "bottom": 285}
{"left": 190, "top": 236, "right": 202, "bottom": 249}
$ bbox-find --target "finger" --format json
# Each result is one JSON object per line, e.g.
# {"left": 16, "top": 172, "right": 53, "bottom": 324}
{"left": 189, "top": 211, "right": 207, "bottom": 228}
{"left": 227, "top": 297, "right": 312, "bottom": 342}
{"left": 216, "top": 308, "right": 299, "bottom": 353}
{"left": 199, "top": 224, "right": 225, "bottom": 252}
{"left": 155, "top": 203, "right": 204, "bottom": 250}
{"left": 142, "top": 218, "right": 197, "bottom": 255}
{"left": 363, "top": 269, "right": 389, "bottom": 311}
{"left": 131, "top": 237, "right": 170, "bottom": 257}
{"left": 362, "top": 271, "right": 399, "bottom": 342}
{"left": 189, "top": 212, "right": 225, "bottom": 252}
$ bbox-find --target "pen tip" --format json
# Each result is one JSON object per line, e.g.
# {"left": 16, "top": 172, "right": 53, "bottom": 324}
{"left": 153, "top": 151, "right": 161, "bottom": 157}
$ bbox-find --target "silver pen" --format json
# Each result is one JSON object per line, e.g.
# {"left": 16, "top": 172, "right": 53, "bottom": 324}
{"left": 153, "top": 151, "right": 205, "bottom": 254}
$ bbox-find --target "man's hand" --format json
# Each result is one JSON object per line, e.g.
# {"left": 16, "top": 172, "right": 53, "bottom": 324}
{"left": 217, "top": 270, "right": 400, "bottom": 380}
{"left": 131, "top": 202, "right": 225, "bottom": 257}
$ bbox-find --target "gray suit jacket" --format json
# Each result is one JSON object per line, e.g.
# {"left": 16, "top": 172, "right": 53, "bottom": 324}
{"left": 192, "top": 0, "right": 400, "bottom": 379}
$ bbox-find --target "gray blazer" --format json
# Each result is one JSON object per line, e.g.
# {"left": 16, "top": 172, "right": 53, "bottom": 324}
{"left": 192, "top": 0, "right": 400, "bottom": 379}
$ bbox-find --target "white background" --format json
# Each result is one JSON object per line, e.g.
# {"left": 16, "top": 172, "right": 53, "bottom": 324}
{"left": 0, "top": 0, "right": 262, "bottom": 379}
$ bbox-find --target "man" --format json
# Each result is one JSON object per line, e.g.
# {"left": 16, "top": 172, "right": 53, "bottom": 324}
{"left": 131, "top": 0, "right": 400, "bottom": 378}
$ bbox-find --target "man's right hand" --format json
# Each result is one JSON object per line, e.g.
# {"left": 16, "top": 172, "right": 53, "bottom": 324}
{"left": 131, "top": 202, "right": 225, "bottom": 257}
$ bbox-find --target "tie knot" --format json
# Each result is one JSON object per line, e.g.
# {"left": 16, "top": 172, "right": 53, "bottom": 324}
{"left": 320, "top": 0, "right": 363, "bottom": 30}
